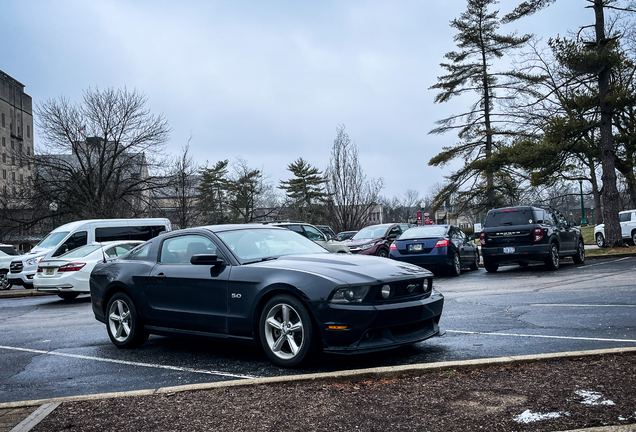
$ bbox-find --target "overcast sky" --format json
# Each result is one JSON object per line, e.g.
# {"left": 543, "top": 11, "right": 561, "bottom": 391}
{"left": 2, "top": 0, "right": 592, "bottom": 199}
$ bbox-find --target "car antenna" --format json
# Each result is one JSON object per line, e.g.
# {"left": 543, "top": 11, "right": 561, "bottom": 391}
{"left": 100, "top": 241, "right": 107, "bottom": 263}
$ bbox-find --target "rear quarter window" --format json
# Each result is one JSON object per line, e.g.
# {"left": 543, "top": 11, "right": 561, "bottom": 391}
{"left": 485, "top": 209, "right": 535, "bottom": 227}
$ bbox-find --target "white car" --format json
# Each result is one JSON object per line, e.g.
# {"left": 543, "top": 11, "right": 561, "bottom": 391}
{"left": 0, "top": 244, "right": 20, "bottom": 290}
{"left": 34, "top": 241, "right": 142, "bottom": 300}
{"left": 594, "top": 209, "right": 636, "bottom": 247}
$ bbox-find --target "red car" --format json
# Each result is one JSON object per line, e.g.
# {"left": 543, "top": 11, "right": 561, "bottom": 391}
{"left": 346, "top": 223, "right": 412, "bottom": 257}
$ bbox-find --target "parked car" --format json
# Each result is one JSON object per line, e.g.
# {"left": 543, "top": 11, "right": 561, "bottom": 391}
{"left": 389, "top": 225, "right": 479, "bottom": 276}
{"left": 346, "top": 223, "right": 412, "bottom": 257}
{"left": 315, "top": 225, "right": 337, "bottom": 240}
{"left": 594, "top": 209, "right": 636, "bottom": 247}
{"left": 90, "top": 225, "right": 444, "bottom": 367}
{"left": 263, "top": 221, "right": 350, "bottom": 253}
{"left": 34, "top": 240, "right": 143, "bottom": 300}
{"left": 480, "top": 206, "right": 584, "bottom": 272}
{"left": 0, "top": 244, "right": 20, "bottom": 290}
{"left": 335, "top": 231, "right": 358, "bottom": 242}
{"left": 9, "top": 218, "right": 171, "bottom": 289}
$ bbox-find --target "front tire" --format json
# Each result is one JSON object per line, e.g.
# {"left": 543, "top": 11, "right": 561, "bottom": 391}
{"left": 595, "top": 233, "right": 605, "bottom": 248}
{"left": 544, "top": 242, "right": 560, "bottom": 270}
{"left": 376, "top": 248, "right": 388, "bottom": 258}
{"left": 632, "top": 231, "right": 636, "bottom": 245}
{"left": 106, "top": 293, "right": 148, "bottom": 348}
{"left": 259, "top": 294, "right": 314, "bottom": 367}
{"left": 573, "top": 240, "right": 585, "bottom": 264}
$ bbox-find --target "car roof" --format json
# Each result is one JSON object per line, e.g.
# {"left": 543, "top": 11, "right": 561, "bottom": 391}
{"left": 197, "top": 224, "right": 288, "bottom": 233}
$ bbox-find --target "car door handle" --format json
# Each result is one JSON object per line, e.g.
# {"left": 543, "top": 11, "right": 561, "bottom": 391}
{"left": 153, "top": 273, "right": 166, "bottom": 279}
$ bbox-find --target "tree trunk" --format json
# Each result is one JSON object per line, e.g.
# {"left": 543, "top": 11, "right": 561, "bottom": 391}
{"left": 594, "top": 0, "right": 623, "bottom": 247}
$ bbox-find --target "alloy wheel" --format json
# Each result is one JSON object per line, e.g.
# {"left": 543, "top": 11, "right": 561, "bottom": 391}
{"left": 263, "top": 303, "right": 305, "bottom": 362}
{"left": 108, "top": 299, "right": 132, "bottom": 343}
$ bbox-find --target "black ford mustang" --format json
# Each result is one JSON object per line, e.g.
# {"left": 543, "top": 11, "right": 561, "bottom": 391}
{"left": 90, "top": 225, "right": 444, "bottom": 367}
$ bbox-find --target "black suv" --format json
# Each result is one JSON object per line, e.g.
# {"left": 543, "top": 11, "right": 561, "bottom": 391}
{"left": 480, "top": 206, "right": 585, "bottom": 272}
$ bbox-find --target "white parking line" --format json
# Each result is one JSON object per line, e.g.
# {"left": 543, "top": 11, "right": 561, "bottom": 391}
{"left": 446, "top": 330, "right": 636, "bottom": 343}
{"left": 0, "top": 345, "right": 260, "bottom": 380}
{"left": 530, "top": 304, "right": 636, "bottom": 307}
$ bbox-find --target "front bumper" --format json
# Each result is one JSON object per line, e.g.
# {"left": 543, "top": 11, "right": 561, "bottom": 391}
{"left": 317, "top": 289, "right": 444, "bottom": 354}
{"left": 481, "top": 243, "right": 551, "bottom": 264}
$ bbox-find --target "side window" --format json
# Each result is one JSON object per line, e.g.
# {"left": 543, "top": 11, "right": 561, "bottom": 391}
{"left": 127, "top": 243, "right": 152, "bottom": 261}
{"left": 160, "top": 235, "right": 218, "bottom": 265}
{"left": 303, "top": 226, "right": 326, "bottom": 241}
{"left": 53, "top": 231, "right": 88, "bottom": 257}
{"left": 286, "top": 225, "right": 304, "bottom": 235}
{"left": 388, "top": 226, "right": 401, "bottom": 238}
{"left": 105, "top": 244, "right": 138, "bottom": 258}
{"left": 95, "top": 225, "right": 167, "bottom": 242}
{"left": 619, "top": 213, "right": 630, "bottom": 223}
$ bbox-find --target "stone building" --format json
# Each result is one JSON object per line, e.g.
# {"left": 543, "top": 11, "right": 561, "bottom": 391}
{"left": 0, "top": 70, "right": 34, "bottom": 200}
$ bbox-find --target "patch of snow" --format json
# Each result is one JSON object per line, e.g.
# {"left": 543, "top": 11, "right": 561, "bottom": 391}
{"left": 514, "top": 410, "right": 569, "bottom": 424}
{"left": 575, "top": 390, "right": 615, "bottom": 406}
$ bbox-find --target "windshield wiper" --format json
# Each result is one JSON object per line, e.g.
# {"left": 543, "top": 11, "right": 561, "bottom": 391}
{"left": 243, "top": 256, "right": 279, "bottom": 265}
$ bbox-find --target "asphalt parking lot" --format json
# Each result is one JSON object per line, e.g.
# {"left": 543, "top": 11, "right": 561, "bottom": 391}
{"left": 0, "top": 256, "right": 635, "bottom": 405}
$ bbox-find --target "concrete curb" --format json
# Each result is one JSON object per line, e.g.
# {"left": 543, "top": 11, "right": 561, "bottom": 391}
{"left": 2, "top": 346, "right": 635, "bottom": 409}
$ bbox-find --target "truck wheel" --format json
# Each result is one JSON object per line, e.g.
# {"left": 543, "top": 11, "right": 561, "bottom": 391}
{"left": 544, "top": 242, "right": 560, "bottom": 270}
{"left": 483, "top": 260, "right": 498, "bottom": 273}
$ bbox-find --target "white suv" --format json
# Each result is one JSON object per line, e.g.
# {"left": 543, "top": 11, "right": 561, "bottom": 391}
{"left": 594, "top": 210, "right": 636, "bottom": 247}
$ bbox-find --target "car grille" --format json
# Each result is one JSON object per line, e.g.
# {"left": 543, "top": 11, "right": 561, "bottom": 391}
{"left": 10, "top": 262, "right": 23, "bottom": 274}
{"left": 372, "top": 278, "right": 432, "bottom": 302}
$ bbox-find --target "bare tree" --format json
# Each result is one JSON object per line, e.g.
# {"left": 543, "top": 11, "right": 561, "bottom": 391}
{"left": 161, "top": 139, "right": 202, "bottom": 229}
{"left": 34, "top": 87, "right": 171, "bottom": 219}
{"left": 325, "top": 125, "right": 384, "bottom": 232}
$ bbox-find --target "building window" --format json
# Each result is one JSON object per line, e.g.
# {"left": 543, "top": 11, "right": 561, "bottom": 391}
{"left": 28, "top": 161, "right": 31, "bottom": 170}
{"left": 11, "top": 140, "right": 14, "bottom": 150}
{"left": 2, "top": 154, "right": 5, "bottom": 163}
{"left": 19, "top": 143, "right": 22, "bottom": 153}
{"left": 27, "top": 125, "right": 30, "bottom": 138}
{"left": 1, "top": 137, "right": 4, "bottom": 147}
{"left": 20, "top": 174, "right": 23, "bottom": 184}
{"left": 2, "top": 170, "right": 5, "bottom": 179}
{"left": 11, "top": 172, "right": 15, "bottom": 181}
{"left": 1, "top": 113, "right": 4, "bottom": 127}
{"left": 11, "top": 156, "right": 15, "bottom": 165}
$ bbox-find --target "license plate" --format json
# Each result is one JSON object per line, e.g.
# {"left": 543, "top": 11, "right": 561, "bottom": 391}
{"left": 408, "top": 244, "right": 423, "bottom": 251}
{"left": 46, "top": 268, "right": 54, "bottom": 275}
{"left": 503, "top": 247, "right": 516, "bottom": 254}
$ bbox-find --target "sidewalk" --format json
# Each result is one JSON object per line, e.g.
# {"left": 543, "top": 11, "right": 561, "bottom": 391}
{"left": 2, "top": 348, "right": 635, "bottom": 432}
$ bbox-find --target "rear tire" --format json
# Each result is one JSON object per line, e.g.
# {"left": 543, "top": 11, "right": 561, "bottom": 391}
{"left": 0, "top": 274, "right": 12, "bottom": 290}
{"left": 449, "top": 252, "right": 461, "bottom": 276}
{"left": 632, "top": 231, "right": 636, "bottom": 245}
{"left": 58, "top": 293, "right": 80, "bottom": 300}
{"left": 483, "top": 260, "right": 498, "bottom": 273}
{"left": 544, "top": 242, "right": 560, "bottom": 270}
{"left": 573, "top": 240, "right": 585, "bottom": 264}
{"left": 376, "top": 248, "right": 388, "bottom": 258}
{"left": 106, "top": 293, "right": 148, "bottom": 348}
{"left": 595, "top": 233, "right": 605, "bottom": 248}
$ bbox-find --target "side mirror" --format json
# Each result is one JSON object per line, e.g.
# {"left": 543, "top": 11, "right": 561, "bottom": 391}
{"left": 191, "top": 254, "right": 223, "bottom": 266}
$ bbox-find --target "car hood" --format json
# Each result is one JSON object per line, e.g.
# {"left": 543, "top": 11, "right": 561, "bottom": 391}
{"left": 250, "top": 253, "right": 431, "bottom": 285}
{"left": 345, "top": 238, "right": 382, "bottom": 247}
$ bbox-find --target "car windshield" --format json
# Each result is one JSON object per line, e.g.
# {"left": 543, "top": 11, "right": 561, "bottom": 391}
{"left": 399, "top": 226, "right": 448, "bottom": 240}
{"left": 352, "top": 226, "right": 387, "bottom": 240}
{"left": 485, "top": 209, "right": 534, "bottom": 227}
{"left": 217, "top": 228, "right": 328, "bottom": 263}
{"left": 59, "top": 244, "right": 102, "bottom": 259}
{"left": 36, "top": 231, "right": 70, "bottom": 248}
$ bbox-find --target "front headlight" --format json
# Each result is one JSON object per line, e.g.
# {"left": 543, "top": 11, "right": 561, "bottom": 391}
{"left": 26, "top": 256, "right": 45, "bottom": 266}
{"left": 359, "top": 243, "right": 375, "bottom": 251}
{"left": 331, "top": 286, "right": 370, "bottom": 304}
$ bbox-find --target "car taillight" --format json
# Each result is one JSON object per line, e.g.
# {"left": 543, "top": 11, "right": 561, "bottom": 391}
{"left": 479, "top": 232, "right": 485, "bottom": 245}
{"left": 37, "top": 267, "right": 43, "bottom": 273}
{"left": 58, "top": 263, "right": 86, "bottom": 272}
{"left": 533, "top": 228, "right": 544, "bottom": 242}
{"left": 390, "top": 242, "right": 397, "bottom": 250}
{"left": 434, "top": 239, "right": 449, "bottom": 248}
